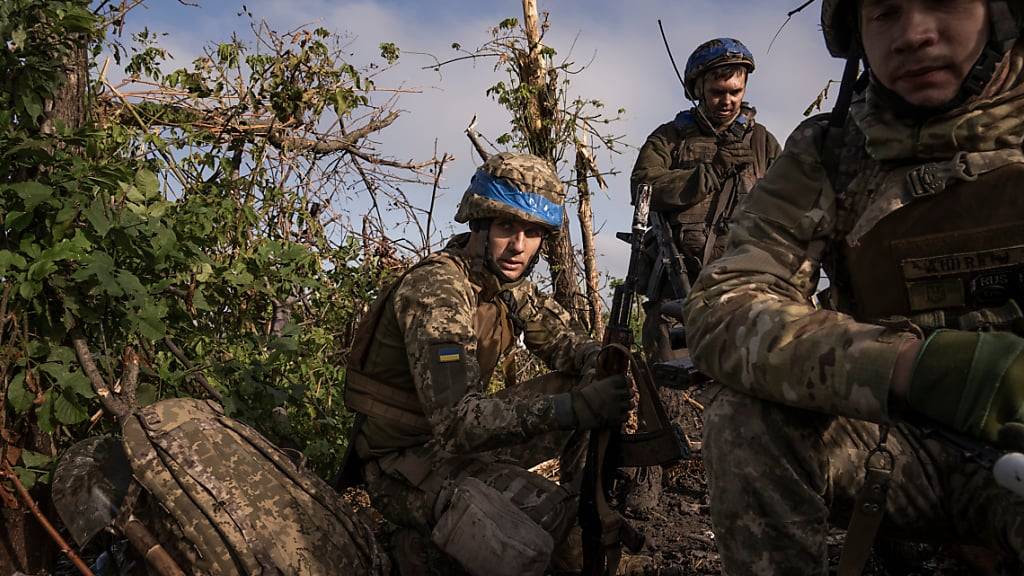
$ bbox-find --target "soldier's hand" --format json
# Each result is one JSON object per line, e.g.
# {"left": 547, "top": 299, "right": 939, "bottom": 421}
{"left": 908, "top": 330, "right": 1024, "bottom": 445}
{"left": 711, "top": 141, "right": 754, "bottom": 178}
{"left": 568, "top": 373, "right": 633, "bottom": 430}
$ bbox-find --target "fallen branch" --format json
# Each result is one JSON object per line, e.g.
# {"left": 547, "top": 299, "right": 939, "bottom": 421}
{"left": 681, "top": 392, "right": 705, "bottom": 412}
{"left": 162, "top": 337, "right": 223, "bottom": 401}
{"left": 71, "top": 329, "right": 129, "bottom": 421}
{"left": 1, "top": 462, "right": 95, "bottom": 576}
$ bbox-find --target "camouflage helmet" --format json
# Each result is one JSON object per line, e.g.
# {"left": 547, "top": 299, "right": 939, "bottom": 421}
{"left": 455, "top": 152, "right": 564, "bottom": 231}
{"left": 822, "top": 0, "right": 1023, "bottom": 59}
{"left": 684, "top": 38, "right": 755, "bottom": 100}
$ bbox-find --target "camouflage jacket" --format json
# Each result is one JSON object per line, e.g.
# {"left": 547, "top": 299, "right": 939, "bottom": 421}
{"left": 352, "top": 233, "right": 599, "bottom": 458}
{"left": 683, "top": 49, "right": 1024, "bottom": 423}
{"left": 631, "top": 105, "right": 781, "bottom": 236}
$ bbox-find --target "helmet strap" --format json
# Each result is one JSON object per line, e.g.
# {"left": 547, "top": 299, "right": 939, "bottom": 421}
{"left": 961, "top": 0, "right": 1018, "bottom": 97}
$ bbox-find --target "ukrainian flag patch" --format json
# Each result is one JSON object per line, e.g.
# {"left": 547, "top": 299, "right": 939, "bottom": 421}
{"left": 438, "top": 346, "right": 462, "bottom": 363}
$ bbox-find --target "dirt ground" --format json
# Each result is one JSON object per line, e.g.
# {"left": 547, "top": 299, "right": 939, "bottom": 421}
{"left": 344, "top": 381, "right": 994, "bottom": 576}
{"left": 51, "top": 383, "right": 1000, "bottom": 576}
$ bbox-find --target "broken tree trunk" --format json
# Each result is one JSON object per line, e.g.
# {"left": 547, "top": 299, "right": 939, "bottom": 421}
{"left": 519, "top": 0, "right": 586, "bottom": 327}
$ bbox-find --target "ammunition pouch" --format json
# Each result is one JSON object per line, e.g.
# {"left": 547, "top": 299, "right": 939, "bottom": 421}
{"left": 432, "top": 477, "right": 554, "bottom": 576}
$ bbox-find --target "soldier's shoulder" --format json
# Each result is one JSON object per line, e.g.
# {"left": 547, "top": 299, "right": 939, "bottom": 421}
{"left": 646, "top": 111, "right": 701, "bottom": 138}
{"left": 397, "top": 253, "right": 472, "bottom": 299}
{"left": 783, "top": 114, "right": 831, "bottom": 150}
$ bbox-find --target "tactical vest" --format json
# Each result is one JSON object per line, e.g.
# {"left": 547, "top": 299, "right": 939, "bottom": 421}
{"left": 668, "top": 110, "right": 771, "bottom": 230}
{"left": 344, "top": 250, "right": 516, "bottom": 451}
{"left": 826, "top": 121, "right": 1024, "bottom": 331}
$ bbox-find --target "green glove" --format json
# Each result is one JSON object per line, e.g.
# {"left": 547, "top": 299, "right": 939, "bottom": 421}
{"left": 552, "top": 374, "right": 632, "bottom": 431}
{"left": 909, "top": 330, "right": 1024, "bottom": 443}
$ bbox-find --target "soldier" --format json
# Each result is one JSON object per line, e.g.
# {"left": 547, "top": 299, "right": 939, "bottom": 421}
{"left": 631, "top": 37, "right": 781, "bottom": 362}
{"left": 685, "top": 0, "right": 1024, "bottom": 574}
{"left": 340, "top": 152, "right": 633, "bottom": 576}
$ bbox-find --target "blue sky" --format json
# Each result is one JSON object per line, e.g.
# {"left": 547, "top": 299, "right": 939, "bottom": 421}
{"left": 111, "top": 0, "right": 844, "bottom": 285}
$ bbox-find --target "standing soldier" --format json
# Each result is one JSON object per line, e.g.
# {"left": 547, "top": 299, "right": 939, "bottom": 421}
{"left": 686, "top": 0, "right": 1024, "bottom": 574}
{"left": 340, "top": 153, "right": 633, "bottom": 576}
{"left": 632, "top": 38, "right": 781, "bottom": 362}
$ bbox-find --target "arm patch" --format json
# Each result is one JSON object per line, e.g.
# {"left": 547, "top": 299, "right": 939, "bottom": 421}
{"left": 429, "top": 342, "right": 469, "bottom": 409}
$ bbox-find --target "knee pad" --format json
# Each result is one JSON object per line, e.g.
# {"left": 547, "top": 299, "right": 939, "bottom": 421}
{"left": 431, "top": 477, "right": 554, "bottom": 576}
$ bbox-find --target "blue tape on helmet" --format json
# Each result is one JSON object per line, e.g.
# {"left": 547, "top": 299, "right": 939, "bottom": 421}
{"left": 468, "top": 169, "right": 563, "bottom": 228}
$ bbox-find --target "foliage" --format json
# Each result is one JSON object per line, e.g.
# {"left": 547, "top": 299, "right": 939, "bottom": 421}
{"left": 1, "top": 0, "right": 428, "bottom": 482}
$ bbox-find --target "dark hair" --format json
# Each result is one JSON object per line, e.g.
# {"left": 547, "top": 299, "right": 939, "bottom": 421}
{"left": 705, "top": 64, "right": 748, "bottom": 84}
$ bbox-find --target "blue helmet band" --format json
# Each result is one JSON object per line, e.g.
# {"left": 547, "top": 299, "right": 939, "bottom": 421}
{"left": 467, "top": 169, "right": 563, "bottom": 229}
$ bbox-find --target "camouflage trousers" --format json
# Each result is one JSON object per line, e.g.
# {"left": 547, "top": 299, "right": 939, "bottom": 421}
{"left": 703, "top": 385, "right": 1024, "bottom": 576}
{"left": 363, "top": 372, "right": 588, "bottom": 574}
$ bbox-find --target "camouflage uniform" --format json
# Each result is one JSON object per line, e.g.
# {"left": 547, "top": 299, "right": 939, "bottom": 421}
{"left": 684, "top": 37, "right": 1024, "bottom": 575}
{"left": 626, "top": 42, "right": 778, "bottom": 360}
{"left": 345, "top": 154, "right": 601, "bottom": 575}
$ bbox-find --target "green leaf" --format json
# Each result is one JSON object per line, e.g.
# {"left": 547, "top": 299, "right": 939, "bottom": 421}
{"left": 72, "top": 251, "right": 119, "bottom": 295}
{"left": 4, "top": 211, "right": 32, "bottom": 232}
{"left": 64, "top": 371, "right": 95, "bottom": 399}
{"left": 53, "top": 392, "right": 89, "bottom": 425}
{"left": 20, "top": 93, "right": 42, "bottom": 121}
{"left": 136, "top": 301, "right": 167, "bottom": 340}
{"left": 27, "top": 259, "right": 57, "bottom": 281}
{"left": 40, "top": 239, "right": 82, "bottom": 263}
{"left": 36, "top": 393, "right": 56, "bottom": 434}
{"left": 84, "top": 196, "right": 111, "bottom": 236}
{"left": 6, "top": 372, "right": 33, "bottom": 413}
{"left": 192, "top": 287, "right": 212, "bottom": 311}
{"left": 116, "top": 270, "right": 146, "bottom": 300}
{"left": 13, "top": 467, "right": 37, "bottom": 490}
{"left": 46, "top": 346, "right": 76, "bottom": 364}
{"left": 11, "top": 182, "right": 52, "bottom": 210}
{"left": 0, "top": 251, "right": 27, "bottom": 273}
{"left": 18, "top": 280, "right": 41, "bottom": 300}
{"left": 20, "top": 450, "right": 51, "bottom": 469}
{"left": 136, "top": 169, "right": 159, "bottom": 197}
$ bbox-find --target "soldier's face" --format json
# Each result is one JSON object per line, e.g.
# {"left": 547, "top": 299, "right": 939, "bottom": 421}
{"left": 701, "top": 73, "right": 747, "bottom": 127}
{"left": 860, "top": 0, "right": 989, "bottom": 108}
{"left": 488, "top": 218, "right": 545, "bottom": 280}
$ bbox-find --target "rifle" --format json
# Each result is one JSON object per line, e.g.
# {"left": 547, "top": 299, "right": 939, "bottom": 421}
{"left": 580, "top": 185, "right": 689, "bottom": 576}
{"left": 642, "top": 186, "right": 709, "bottom": 389}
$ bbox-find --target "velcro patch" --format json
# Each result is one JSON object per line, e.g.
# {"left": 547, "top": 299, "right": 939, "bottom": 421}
{"left": 438, "top": 346, "right": 462, "bottom": 363}
{"left": 428, "top": 342, "right": 469, "bottom": 408}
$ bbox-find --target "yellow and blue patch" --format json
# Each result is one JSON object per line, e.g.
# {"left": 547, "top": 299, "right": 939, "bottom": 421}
{"left": 437, "top": 346, "right": 462, "bottom": 363}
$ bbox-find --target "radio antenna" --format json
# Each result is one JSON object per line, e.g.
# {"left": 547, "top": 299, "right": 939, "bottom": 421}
{"left": 658, "top": 19, "right": 687, "bottom": 97}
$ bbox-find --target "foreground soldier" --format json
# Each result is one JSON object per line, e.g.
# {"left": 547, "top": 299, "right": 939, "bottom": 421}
{"left": 631, "top": 38, "right": 780, "bottom": 361}
{"left": 685, "top": 0, "right": 1024, "bottom": 574}
{"left": 341, "top": 153, "right": 631, "bottom": 576}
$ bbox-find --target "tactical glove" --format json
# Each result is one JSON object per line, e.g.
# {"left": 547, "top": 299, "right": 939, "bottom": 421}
{"left": 710, "top": 141, "right": 754, "bottom": 179}
{"left": 552, "top": 374, "right": 632, "bottom": 430}
{"left": 908, "top": 330, "right": 1024, "bottom": 444}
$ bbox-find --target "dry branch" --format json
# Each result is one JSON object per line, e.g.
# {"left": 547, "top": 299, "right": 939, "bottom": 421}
{"left": 71, "top": 329, "right": 129, "bottom": 421}
{"left": 1, "top": 462, "right": 94, "bottom": 576}
{"left": 162, "top": 337, "right": 222, "bottom": 402}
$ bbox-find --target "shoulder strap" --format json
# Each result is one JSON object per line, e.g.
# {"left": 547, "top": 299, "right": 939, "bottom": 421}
{"left": 347, "top": 253, "right": 452, "bottom": 372}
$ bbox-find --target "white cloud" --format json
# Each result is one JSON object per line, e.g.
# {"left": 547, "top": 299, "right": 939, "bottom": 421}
{"left": 127, "top": 1, "right": 846, "bottom": 281}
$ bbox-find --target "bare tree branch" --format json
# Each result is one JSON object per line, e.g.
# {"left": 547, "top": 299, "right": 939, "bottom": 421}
{"left": 465, "top": 115, "right": 492, "bottom": 162}
{"left": 71, "top": 329, "right": 129, "bottom": 423}
{"left": 163, "top": 337, "right": 223, "bottom": 402}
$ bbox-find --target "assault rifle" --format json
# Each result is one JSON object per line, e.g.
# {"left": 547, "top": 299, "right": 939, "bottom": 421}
{"left": 642, "top": 184, "right": 709, "bottom": 389}
{"left": 580, "top": 185, "right": 689, "bottom": 576}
